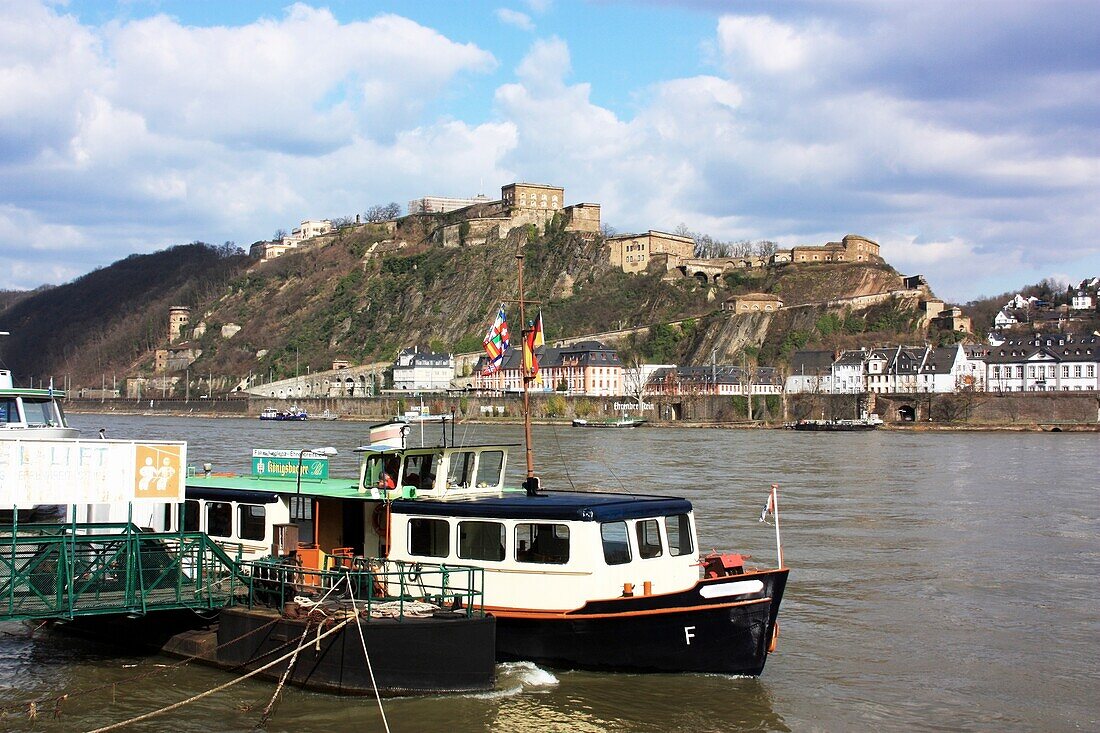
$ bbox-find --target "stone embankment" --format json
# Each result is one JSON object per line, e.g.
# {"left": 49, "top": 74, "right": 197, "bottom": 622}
{"left": 65, "top": 392, "right": 1100, "bottom": 430}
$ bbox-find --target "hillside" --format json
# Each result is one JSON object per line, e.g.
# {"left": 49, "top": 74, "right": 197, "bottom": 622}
{"left": 0, "top": 221, "right": 936, "bottom": 391}
{"left": 0, "top": 243, "right": 250, "bottom": 384}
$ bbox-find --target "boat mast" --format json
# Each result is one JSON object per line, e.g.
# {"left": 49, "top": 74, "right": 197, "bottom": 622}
{"left": 515, "top": 250, "right": 539, "bottom": 494}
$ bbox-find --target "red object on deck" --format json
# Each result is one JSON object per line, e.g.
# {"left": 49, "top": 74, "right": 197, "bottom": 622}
{"left": 700, "top": 552, "right": 749, "bottom": 578}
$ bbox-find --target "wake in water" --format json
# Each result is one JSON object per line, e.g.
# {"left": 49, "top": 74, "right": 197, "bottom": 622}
{"left": 466, "top": 661, "right": 559, "bottom": 699}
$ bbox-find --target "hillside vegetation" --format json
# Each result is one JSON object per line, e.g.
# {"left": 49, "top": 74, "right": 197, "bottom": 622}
{"left": 0, "top": 243, "right": 249, "bottom": 384}
{"left": 0, "top": 221, "right": 932, "bottom": 389}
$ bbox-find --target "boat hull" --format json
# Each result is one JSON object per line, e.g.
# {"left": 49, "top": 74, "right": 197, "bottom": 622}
{"left": 213, "top": 607, "right": 496, "bottom": 695}
{"left": 791, "top": 421, "right": 876, "bottom": 431}
{"left": 571, "top": 419, "right": 646, "bottom": 428}
{"left": 493, "top": 568, "right": 787, "bottom": 674}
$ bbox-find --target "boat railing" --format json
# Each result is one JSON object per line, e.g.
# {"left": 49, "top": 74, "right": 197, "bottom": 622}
{"left": 0, "top": 521, "right": 252, "bottom": 621}
{"left": 240, "top": 556, "right": 485, "bottom": 620}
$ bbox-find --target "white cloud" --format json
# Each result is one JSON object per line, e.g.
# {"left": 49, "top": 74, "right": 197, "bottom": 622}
{"left": 716, "top": 15, "right": 835, "bottom": 75}
{"left": 496, "top": 8, "right": 534, "bottom": 31}
{"left": 1, "top": 2, "right": 1098, "bottom": 303}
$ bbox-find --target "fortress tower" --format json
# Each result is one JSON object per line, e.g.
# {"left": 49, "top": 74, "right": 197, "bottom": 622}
{"left": 168, "top": 306, "right": 190, "bottom": 343}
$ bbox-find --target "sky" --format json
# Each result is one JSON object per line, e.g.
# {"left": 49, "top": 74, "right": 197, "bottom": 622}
{"left": 2, "top": 1, "right": 1098, "bottom": 302}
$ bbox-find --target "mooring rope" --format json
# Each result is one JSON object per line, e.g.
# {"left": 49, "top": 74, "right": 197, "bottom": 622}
{"left": 345, "top": 570, "right": 391, "bottom": 733}
{"left": 258, "top": 620, "right": 313, "bottom": 727}
{"left": 82, "top": 615, "right": 355, "bottom": 733}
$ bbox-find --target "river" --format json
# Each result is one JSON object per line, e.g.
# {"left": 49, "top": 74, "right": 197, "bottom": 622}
{"left": 1, "top": 414, "right": 1096, "bottom": 732}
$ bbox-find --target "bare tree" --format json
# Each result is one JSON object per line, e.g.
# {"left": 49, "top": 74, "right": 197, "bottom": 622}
{"left": 754, "top": 240, "right": 779, "bottom": 257}
{"left": 600, "top": 222, "right": 618, "bottom": 238}
{"left": 273, "top": 228, "right": 287, "bottom": 241}
{"left": 364, "top": 202, "right": 402, "bottom": 222}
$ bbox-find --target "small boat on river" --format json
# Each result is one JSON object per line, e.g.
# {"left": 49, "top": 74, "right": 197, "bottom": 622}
{"left": 788, "top": 413, "right": 883, "bottom": 431}
{"left": 571, "top": 415, "right": 646, "bottom": 428}
{"left": 0, "top": 369, "right": 79, "bottom": 440}
{"left": 259, "top": 405, "right": 309, "bottom": 421}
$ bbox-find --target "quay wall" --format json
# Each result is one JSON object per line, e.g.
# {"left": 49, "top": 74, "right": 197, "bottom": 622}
{"left": 67, "top": 392, "right": 1100, "bottom": 427}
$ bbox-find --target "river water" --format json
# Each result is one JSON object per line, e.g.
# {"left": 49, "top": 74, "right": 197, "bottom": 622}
{"left": 1, "top": 414, "right": 1096, "bottom": 732}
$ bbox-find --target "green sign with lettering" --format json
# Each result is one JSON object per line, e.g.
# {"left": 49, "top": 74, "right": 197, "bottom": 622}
{"left": 251, "top": 449, "right": 329, "bottom": 481}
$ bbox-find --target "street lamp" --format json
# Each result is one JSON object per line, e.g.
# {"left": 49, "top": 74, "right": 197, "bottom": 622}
{"left": 296, "top": 446, "right": 338, "bottom": 496}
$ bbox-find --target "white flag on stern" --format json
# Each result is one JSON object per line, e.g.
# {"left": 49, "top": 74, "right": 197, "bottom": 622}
{"left": 759, "top": 491, "right": 775, "bottom": 523}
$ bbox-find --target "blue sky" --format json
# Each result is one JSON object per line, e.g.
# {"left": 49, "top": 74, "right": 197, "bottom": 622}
{"left": 2, "top": 0, "right": 1098, "bottom": 302}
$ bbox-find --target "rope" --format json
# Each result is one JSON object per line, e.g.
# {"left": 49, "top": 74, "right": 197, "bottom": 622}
{"left": 82, "top": 615, "right": 355, "bottom": 733}
{"left": 258, "top": 621, "right": 312, "bottom": 727}
{"left": 345, "top": 571, "right": 391, "bottom": 733}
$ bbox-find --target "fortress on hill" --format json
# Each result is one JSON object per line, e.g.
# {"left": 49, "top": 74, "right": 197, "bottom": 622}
{"left": 256, "top": 181, "right": 885, "bottom": 282}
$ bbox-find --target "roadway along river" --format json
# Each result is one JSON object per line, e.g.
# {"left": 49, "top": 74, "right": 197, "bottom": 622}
{"left": 1, "top": 414, "right": 1096, "bottom": 732}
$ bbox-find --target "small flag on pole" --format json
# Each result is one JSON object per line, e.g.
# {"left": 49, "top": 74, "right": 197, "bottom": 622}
{"left": 481, "top": 303, "right": 510, "bottom": 375}
{"left": 532, "top": 310, "right": 545, "bottom": 348}
{"left": 527, "top": 310, "right": 545, "bottom": 383}
{"left": 759, "top": 490, "right": 775, "bottom": 523}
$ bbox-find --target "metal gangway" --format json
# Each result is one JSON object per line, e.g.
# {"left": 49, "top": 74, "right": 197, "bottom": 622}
{"left": 0, "top": 520, "right": 252, "bottom": 622}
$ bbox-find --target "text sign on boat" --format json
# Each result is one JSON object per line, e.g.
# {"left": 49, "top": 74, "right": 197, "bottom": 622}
{"left": 0, "top": 440, "right": 187, "bottom": 507}
{"left": 251, "top": 449, "right": 329, "bottom": 481}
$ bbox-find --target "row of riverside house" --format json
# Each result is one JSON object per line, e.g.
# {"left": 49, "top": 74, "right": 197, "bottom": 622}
{"left": 471, "top": 341, "right": 782, "bottom": 397}
{"left": 787, "top": 332, "right": 1099, "bottom": 395}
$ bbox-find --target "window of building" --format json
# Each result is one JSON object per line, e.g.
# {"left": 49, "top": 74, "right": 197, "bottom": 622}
{"left": 409, "top": 518, "right": 450, "bottom": 557}
{"left": 1075, "top": 365, "right": 1082, "bottom": 378}
{"left": 601, "top": 521, "right": 631, "bottom": 565}
{"left": 206, "top": 501, "right": 232, "bottom": 538}
{"left": 515, "top": 523, "right": 569, "bottom": 564}
{"left": 636, "top": 519, "right": 663, "bottom": 559}
{"left": 238, "top": 504, "right": 266, "bottom": 541}
{"left": 1063, "top": 365, "right": 1070, "bottom": 378}
{"left": 458, "top": 521, "right": 505, "bottom": 561}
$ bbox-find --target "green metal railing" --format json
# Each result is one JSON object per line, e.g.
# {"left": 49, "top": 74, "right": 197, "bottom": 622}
{"left": 244, "top": 557, "right": 485, "bottom": 619}
{"left": 0, "top": 521, "right": 253, "bottom": 621}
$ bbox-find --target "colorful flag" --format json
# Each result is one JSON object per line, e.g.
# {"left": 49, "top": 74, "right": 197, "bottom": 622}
{"left": 481, "top": 303, "right": 510, "bottom": 375}
{"left": 530, "top": 311, "right": 545, "bottom": 383}
{"left": 523, "top": 327, "right": 539, "bottom": 379}
{"left": 532, "top": 310, "right": 545, "bottom": 348}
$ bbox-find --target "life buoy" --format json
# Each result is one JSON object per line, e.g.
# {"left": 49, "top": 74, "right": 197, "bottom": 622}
{"left": 371, "top": 503, "right": 389, "bottom": 556}
{"left": 768, "top": 621, "right": 780, "bottom": 653}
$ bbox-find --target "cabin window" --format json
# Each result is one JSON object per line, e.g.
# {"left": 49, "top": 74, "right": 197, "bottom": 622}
{"left": 664, "top": 514, "right": 693, "bottom": 556}
{"left": 447, "top": 451, "right": 476, "bottom": 488}
{"left": 0, "top": 397, "right": 16, "bottom": 422}
{"left": 408, "top": 518, "right": 450, "bottom": 558}
{"left": 183, "top": 500, "right": 200, "bottom": 532}
{"left": 601, "top": 521, "right": 631, "bottom": 565}
{"left": 458, "top": 521, "right": 505, "bottom": 561}
{"left": 475, "top": 451, "right": 504, "bottom": 488}
{"left": 515, "top": 523, "right": 570, "bottom": 564}
{"left": 636, "top": 519, "right": 663, "bottom": 559}
{"left": 402, "top": 454, "right": 438, "bottom": 490}
{"left": 238, "top": 504, "right": 266, "bottom": 541}
{"left": 23, "top": 399, "right": 56, "bottom": 426}
{"left": 362, "top": 455, "right": 385, "bottom": 488}
{"left": 206, "top": 501, "right": 232, "bottom": 538}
